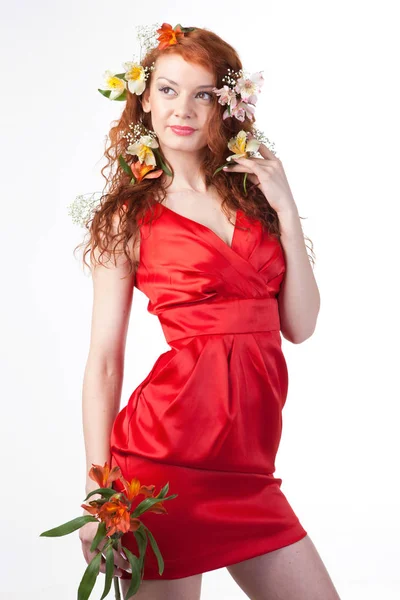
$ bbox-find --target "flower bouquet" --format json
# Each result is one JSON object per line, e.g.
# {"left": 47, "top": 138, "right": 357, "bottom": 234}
{"left": 40, "top": 462, "right": 178, "bottom": 600}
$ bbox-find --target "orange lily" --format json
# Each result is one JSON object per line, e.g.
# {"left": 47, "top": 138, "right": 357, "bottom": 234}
{"left": 82, "top": 492, "right": 142, "bottom": 535}
{"left": 131, "top": 160, "right": 163, "bottom": 183}
{"left": 156, "top": 23, "right": 184, "bottom": 50}
{"left": 89, "top": 462, "right": 122, "bottom": 489}
{"left": 119, "top": 475, "right": 168, "bottom": 515}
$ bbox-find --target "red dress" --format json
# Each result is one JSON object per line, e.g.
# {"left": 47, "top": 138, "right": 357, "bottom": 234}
{"left": 110, "top": 202, "right": 307, "bottom": 580}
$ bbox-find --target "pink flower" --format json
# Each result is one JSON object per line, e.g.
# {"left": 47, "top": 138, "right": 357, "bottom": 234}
{"left": 230, "top": 101, "right": 256, "bottom": 121}
{"left": 212, "top": 85, "right": 238, "bottom": 108}
{"left": 235, "top": 71, "right": 264, "bottom": 102}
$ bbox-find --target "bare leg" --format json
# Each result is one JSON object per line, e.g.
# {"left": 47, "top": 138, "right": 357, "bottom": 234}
{"left": 226, "top": 534, "right": 341, "bottom": 600}
{"left": 120, "top": 572, "right": 203, "bottom": 600}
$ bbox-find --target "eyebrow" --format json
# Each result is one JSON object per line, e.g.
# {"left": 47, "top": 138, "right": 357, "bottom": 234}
{"left": 156, "top": 76, "right": 215, "bottom": 89}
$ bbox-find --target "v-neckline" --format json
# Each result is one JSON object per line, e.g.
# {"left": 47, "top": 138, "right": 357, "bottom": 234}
{"left": 160, "top": 203, "right": 241, "bottom": 251}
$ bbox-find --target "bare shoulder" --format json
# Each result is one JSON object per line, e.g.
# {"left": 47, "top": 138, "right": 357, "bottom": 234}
{"left": 87, "top": 211, "right": 138, "bottom": 365}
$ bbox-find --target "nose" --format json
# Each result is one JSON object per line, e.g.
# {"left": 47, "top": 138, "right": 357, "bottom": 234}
{"left": 174, "top": 93, "right": 194, "bottom": 119}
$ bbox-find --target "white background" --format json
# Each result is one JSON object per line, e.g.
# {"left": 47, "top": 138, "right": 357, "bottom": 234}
{"left": 1, "top": 1, "right": 399, "bottom": 598}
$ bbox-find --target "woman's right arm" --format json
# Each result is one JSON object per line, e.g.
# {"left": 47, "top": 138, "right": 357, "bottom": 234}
{"left": 80, "top": 216, "right": 137, "bottom": 577}
{"left": 82, "top": 221, "right": 136, "bottom": 499}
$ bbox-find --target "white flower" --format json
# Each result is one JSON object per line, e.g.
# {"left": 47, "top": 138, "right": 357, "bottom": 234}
{"left": 102, "top": 70, "right": 127, "bottom": 100}
{"left": 122, "top": 61, "right": 147, "bottom": 95}
{"left": 126, "top": 135, "right": 159, "bottom": 166}
{"left": 226, "top": 130, "right": 261, "bottom": 161}
{"left": 235, "top": 71, "right": 264, "bottom": 102}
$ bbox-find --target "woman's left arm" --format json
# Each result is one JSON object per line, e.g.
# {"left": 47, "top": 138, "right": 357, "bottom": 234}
{"left": 277, "top": 207, "right": 320, "bottom": 344}
{"left": 224, "top": 143, "right": 320, "bottom": 344}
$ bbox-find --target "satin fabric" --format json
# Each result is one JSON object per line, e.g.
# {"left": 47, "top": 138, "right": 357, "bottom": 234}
{"left": 110, "top": 202, "right": 307, "bottom": 580}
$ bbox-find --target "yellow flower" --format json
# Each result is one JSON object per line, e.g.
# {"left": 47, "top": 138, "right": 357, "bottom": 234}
{"left": 122, "top": 61, "right": 147, "bottom": 95}
{"left": 226, "top": 130, "right": 261, "bottom": 161}
{"left": 126, "top": 135, "right": 159, "bottom": 166}
{"left": 102, "top": 70, "right": 127, "bottom": 100}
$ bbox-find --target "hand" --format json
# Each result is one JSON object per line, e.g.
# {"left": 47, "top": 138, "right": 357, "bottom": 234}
{"left": 223, "top": 143, "right": 298, "bottom": 215}
{"left": 79, "top": 513, "right": 132, "bottom": 579}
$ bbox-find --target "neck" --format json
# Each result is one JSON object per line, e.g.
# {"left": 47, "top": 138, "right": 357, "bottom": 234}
{"left": 159, "top": 144, "right": 208, "bottom": 193}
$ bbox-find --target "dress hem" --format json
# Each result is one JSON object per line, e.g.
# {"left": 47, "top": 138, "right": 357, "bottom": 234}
{"left": 120, "top": 523, "right": 308, "bottom": 581}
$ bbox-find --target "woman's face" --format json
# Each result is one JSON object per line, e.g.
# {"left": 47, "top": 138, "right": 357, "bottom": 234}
{"left": 141, "top": 54, "right": 216, "bottom": 154}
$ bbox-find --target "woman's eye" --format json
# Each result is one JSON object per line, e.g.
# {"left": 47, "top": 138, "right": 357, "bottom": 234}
{"left": 197, "top": 91, "right": 213, "bottom": 101}
{"left": 158, "top": 87, "right": 213, "bottom": 101}
{"left": 158, "top": 86, "right": 175, "bottom": 95}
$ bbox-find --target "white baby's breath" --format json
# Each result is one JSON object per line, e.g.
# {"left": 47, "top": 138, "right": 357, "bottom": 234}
{"left": 67, "top": 192, "right": 103, "bottom": 228}
{"left": 135, "top": 24, "right": 161, "bottom": 60}
{"left": 251, "top": 126, "right": 277, "bottom": 157}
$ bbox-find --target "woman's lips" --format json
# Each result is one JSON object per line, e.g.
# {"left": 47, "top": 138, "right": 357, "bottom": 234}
{"left": 170, "top": 126, "right": 196, "bottom": 136}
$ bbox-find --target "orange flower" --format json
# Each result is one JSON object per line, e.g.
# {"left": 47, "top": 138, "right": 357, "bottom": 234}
{"left": 85, "top": 461, "right": 167, "bottom": 526}
{"left": 131, "top": 160, "right": 163, "bottom": 183}
{"left": 98, "top": 495, "right": 140, "bottom": 536}
{"left": 89, "top": 462, "right": 122, "bottom": 489}
{"left": 82, "top": 494, "right": 142, "bottom": 536}
{"left": 119, "top": 475, "right": 168, "bottom": 515}
{"left": 156, "top": 23, "right": 184, "bottom": 50}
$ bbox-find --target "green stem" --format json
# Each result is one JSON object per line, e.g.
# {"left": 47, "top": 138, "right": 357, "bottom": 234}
{"left": 113, "top": 576, "right": 121, "bottom": 600}
{"left": 243, "top": 172, "right": 248, "bottom": 196}
{"left": 111, "top": 538, "right": 122, "bottom": 599}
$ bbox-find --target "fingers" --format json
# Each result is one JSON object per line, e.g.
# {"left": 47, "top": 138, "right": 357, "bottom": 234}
{"left": 81, "top": 540, "right": 128, "bottom": 578}
{"left": 97, "top": 539, "right": 133, "bottom": 575}
{"left": 111, "top": 546, "right": 132, "bottom": 574}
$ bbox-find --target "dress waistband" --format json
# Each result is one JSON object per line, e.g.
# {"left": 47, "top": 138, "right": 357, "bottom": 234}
{"left": 158, "top": 297, "right": 281, "bottom": 344}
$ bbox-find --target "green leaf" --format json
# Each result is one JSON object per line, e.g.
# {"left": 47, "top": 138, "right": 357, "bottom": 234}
{"left": 130, "top": 177, "right": 136, "bottom": 185}
{"left": 142, "top": 524, "right": 164, "bottom": 575}
{"left": 177, "top": 25, "right": 196, "bottom": 33}
{"left": 97, "top": 88, "right": 127, "bottom": 101}
{"left": 98, "top": 89, "right": 111, "bottom": 99}
{"left": 100, "top": 544, "right": 115, "bottom": 600}
{"left": 131, "top": 492, "right": 177, "bottom": 518}
{"left": 121, "top": 547, "right": 142, "bottom": 599}
{"left": 90, "top": 521, "right": 107, "bottom": 553}
{"left": 153, "top": 149, "right": 172, "bottom": 177}
{"left": 133, "top": 526, "right": 148, "bottom": 574}
{"left": 84, "top": 487, "right": 119, "bottom": 502}
{"left": 113, "top": 90, "right": 127, "bottom": 101}
{"left": 39, "top": 515, "right": 98, "bottom": 537}
{"left": 77, "top": 551, "right": 102, "bottom": 600}
{"left": 118, "top": 154, "right": 133, "bottom": 176}
{"left": 213, "top": 162, "right": 231, "bottom": 176}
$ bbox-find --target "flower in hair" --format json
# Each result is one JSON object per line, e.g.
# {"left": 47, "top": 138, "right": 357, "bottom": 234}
{"left": 100, "top": 71, "right": 127, "bottom": 101}
{"left": 119, "top": 122, "right": 171, "bottom": 184}
{"left": 156, "top": 23, "right": 185, "bottom": 49}
{"left": 235, "top": 71, "right": 264, "bottom": 102}
{"left": 67, "top": 192, "right": 101, "bottom": 227}
{"left": 98, "top": 61, "right": 154, "bottom": 101}
{"left": 213, "top": 68, "right": 264, "bottom": 122}
{"left": 123, "top": 61, "right": 149, "bottom": 95}
{"left": 156, "top": 22, "right": 196, "bottom": 50}
{"left": 126, "top": 134, "right": 159, "bottom": 166}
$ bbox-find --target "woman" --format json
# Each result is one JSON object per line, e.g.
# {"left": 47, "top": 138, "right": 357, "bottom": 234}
{"left": 78, "top": 24, "right": 340, "bottom": 600}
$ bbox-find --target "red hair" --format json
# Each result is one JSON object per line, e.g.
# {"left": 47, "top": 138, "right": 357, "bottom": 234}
{"left": 74, "top": 26, "right": 315, "bottom": 275}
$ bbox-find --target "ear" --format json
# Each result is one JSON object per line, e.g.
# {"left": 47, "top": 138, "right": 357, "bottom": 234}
{"left": 141, "top": 87, "right": 151, "bottom": 113}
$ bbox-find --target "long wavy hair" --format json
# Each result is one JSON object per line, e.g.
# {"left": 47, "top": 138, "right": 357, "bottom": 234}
{"left": 74, "top": 26, "right": 315, "bottom": 276}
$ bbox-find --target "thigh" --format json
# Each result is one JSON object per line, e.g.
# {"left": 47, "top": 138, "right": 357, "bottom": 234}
{"left": 120, "top": 572, "right": 203, "bottom": 600}
{"left": 226, "top": 534, "right": 341, "bottom": 600}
